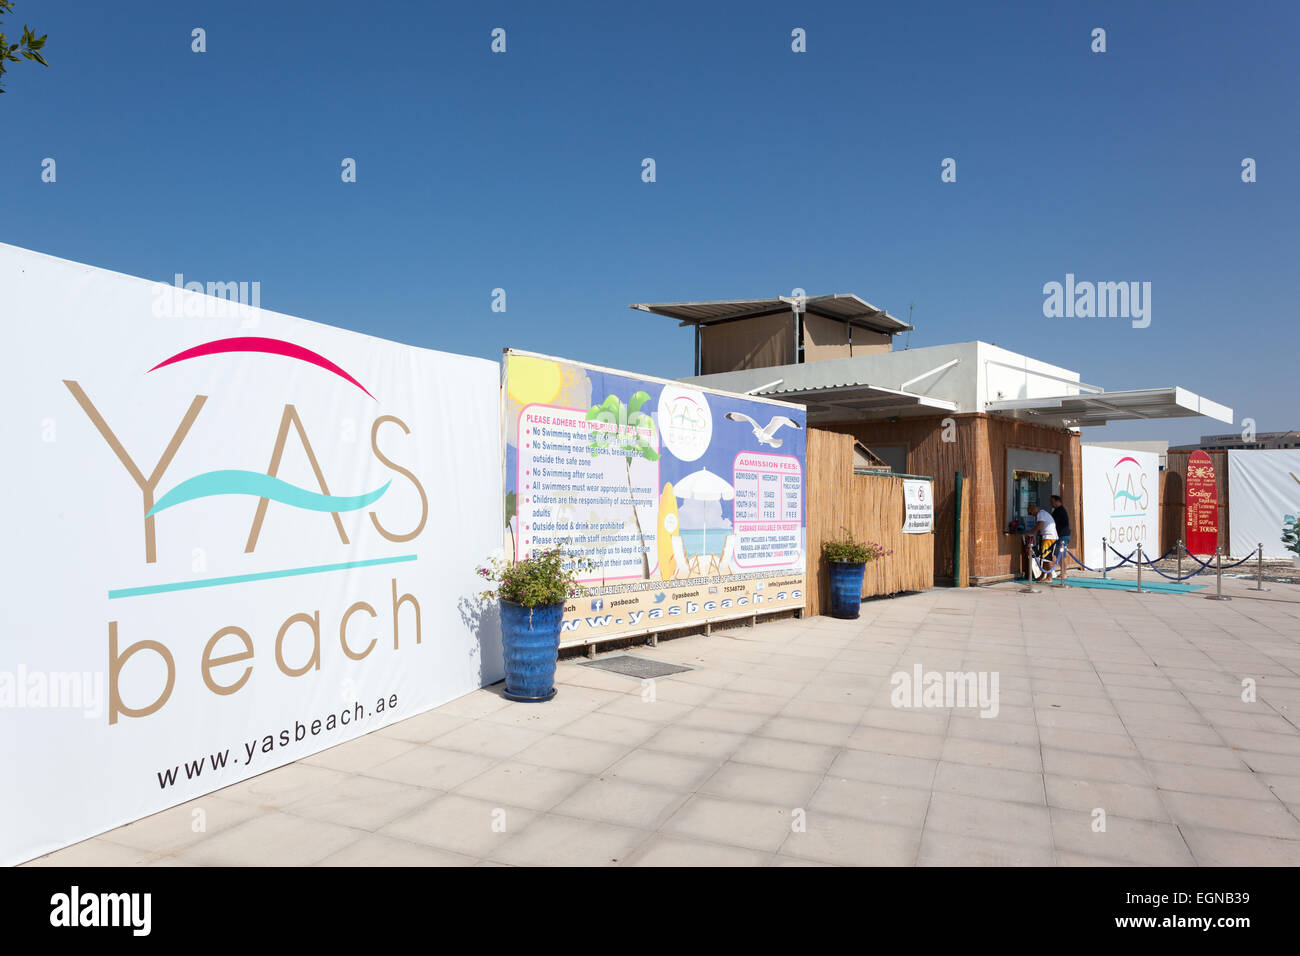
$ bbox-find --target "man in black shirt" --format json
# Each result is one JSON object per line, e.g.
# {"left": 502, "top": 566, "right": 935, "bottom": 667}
{"left": 1050, "top": 494, "right": 1071, "bottom": 570}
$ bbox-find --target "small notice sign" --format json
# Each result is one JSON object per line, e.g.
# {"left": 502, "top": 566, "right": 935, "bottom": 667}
{"left": 902, "top": 479, "right": 934, "bottom": 534}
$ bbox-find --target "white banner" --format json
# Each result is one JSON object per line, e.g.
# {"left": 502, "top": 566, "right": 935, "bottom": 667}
{"left": 0, "top": 244, "right": 502, "bottom": 865}
{"left": 902, "top": 479, "right": 933, "bottom": 534}
{"left": 1081, "top": 446, "right": 1160, "bottom": 568}
{"left": 1228, "top": 450, "right": 1300, "bottom": 558}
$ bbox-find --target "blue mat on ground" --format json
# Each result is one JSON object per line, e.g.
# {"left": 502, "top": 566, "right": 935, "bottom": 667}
{"left": 1060, "top": 577, "right": 1205, "bottom": 594}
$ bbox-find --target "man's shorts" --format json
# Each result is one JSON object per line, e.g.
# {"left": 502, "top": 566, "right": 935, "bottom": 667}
{"left": 1039, "top": 538, "right": 1059, "bottom": 570}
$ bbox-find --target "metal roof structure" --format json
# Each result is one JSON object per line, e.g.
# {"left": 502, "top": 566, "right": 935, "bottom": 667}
{"left": 985, "top": 387, "right": 1233, "bottom": 427}
{"left": 630, "top": 294, "right": 913, "bottom": 336}
{"left": 749, "top": 379, "right": 958, "bottom": 423}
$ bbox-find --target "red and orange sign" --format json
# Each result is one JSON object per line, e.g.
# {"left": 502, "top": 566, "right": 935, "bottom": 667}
{"left": 1185, "top": 450, "right": 1218, "bottom": 555}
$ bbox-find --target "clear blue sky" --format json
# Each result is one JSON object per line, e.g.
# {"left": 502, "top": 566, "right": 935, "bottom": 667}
{"left": 3, "top": 0, "right": 1295, "bottom": 444}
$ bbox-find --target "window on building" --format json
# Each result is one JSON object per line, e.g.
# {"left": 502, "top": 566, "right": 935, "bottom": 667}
{"left": 871, "top": 444, "right": 909, "bottom": 474}
{"left": 1006, "top": 448, "right": 1061, "bottom": 525}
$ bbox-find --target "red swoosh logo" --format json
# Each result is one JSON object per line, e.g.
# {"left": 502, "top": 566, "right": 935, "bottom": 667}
{"left": 148, "top": 337, "right": 375, "bottom": 399}
{"left": 1113, "top": 456, "right": 1140, "bottom": 467}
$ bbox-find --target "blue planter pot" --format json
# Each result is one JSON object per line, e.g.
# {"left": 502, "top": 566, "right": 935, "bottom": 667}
{"left": 827, "top": 561, "right": 866, "bottom": 619}
{"left": 499, "top": 600, "right": 564, "bottom": 702}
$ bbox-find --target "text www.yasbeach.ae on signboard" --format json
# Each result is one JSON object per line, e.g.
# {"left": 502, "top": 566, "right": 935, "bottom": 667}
{"left": 153, "top": 693, "right": 400, "bottom": 790}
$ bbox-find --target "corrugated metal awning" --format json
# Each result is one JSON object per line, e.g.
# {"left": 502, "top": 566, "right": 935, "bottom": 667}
{"left": 754, "top": 380, "right": 957, "bottom": 422}
{"left": 630, "top": 294, "right": 913, "bottom": 336}
{"left": 985, "top": 387, "right": 1232, "bottom": 427}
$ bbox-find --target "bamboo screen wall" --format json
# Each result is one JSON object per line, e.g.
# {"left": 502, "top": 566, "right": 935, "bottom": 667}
{"left": 806, "top": 428, "right": 936, "bottom": 615}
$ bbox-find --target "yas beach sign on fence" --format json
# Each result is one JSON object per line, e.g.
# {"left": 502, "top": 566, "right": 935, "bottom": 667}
{"left": 1082, "top": 446, "right": 1160, "bottom": 568}
{"left": 0, "top": 244, "right": 502, "bottom": 865}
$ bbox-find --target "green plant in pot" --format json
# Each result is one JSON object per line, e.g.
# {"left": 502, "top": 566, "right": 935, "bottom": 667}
{"left": 822, "top": 528, "right": 891, "bottom": 620}
{"left": 477, "top": 547, "right": 590, "bottom": 702}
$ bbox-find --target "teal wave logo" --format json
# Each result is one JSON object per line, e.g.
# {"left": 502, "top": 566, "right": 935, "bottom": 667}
{"left": 1112, "top": 489, "right": 1144, "bottom": 503}
{"left": 148, "top": 470, "right": 390, "bottom": 517}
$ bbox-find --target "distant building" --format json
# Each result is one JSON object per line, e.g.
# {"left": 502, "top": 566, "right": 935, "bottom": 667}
{"left": 1170, "top": 431, "right": 1300, "bottom": 452}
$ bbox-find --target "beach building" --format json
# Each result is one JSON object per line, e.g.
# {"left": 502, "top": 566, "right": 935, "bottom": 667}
{"left": 634, "top": 294, "right": 1235, "bottom": 584}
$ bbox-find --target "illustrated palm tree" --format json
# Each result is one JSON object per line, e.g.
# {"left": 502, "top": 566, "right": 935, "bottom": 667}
{"left": 505, "top": 491, "right": 517, "bottom": 557}
{"left": 588, "top": 391, "right": 659, "bottom": 579}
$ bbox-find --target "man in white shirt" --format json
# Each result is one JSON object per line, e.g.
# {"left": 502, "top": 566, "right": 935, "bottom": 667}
{"left": 1026, "top": 504, "right": 1059, "bottom": 580}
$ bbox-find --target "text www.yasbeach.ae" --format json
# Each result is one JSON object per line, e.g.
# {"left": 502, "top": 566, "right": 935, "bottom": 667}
{"left": 154, "top": 697, "right": 396, "bottom": 789}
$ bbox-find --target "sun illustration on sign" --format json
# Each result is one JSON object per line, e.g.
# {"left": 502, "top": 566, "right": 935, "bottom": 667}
{"left": 504, "top": 355, "right": 591, "bottom": 447}
{"left": 506, "top": 355, "right": 563, "bottom": 405}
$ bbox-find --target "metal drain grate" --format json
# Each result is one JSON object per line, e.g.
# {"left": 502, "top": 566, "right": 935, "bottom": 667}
{"left": 579, "top": 655, "right": 693, "bottom": 680}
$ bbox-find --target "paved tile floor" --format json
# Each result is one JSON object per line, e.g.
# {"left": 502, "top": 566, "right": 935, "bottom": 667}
{"left": 24, "top": 573, "right": 1300, "bottom": 866}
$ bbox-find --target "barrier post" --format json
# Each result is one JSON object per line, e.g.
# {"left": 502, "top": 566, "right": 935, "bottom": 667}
{"left": 1135, "top": 543, "right": 1144, "bottom": 593}
{"left": 1206, "top": 547, "right": 1231, "bottom": 601}
{"left": 1101, "top": 537, "right": 1108, "bottom": 580}
{"left": 1020, "top": 534, "right": 1040, "bottom": 595}
{"left": 1252, "top": 543, "right": 1269, "bottom": 592}
{"left": 1177, "top": 539, "right": 1183, "bottom": 582}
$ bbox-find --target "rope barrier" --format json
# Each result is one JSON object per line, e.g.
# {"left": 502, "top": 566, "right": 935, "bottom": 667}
{"left": 1061, "top": 543, "right": 1262, "bottom": 581}
{"left": 1141, "top": 562, "right": 1202, "bottom": 582}
{"left": 1060, "top": 541, "right": 1263, "bottom": 580}
{"left": 1105, "top": 545, "right": 1138, "bottom": 567}
{"left": 1063, "top": 548, "right": 1128, "bottom": 574}
{"left": 1107, "top": 542, "right": 1177, "bottom": 565}
{"left": 1175, "top": 550, "right": 1252, "bottom": 570}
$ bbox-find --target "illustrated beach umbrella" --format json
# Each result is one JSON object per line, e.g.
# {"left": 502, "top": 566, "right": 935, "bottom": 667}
{"left": 673, "top": 467, "right": 735, "bottom": 555}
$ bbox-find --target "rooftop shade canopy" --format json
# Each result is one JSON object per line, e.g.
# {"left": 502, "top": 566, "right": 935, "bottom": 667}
{"left": 630, "top": 294, "right": 913, "bottom": 337}
{"left": 752, "top": 380, "right": 957, "bottom": 421}
{"left": 985, "top": 387, "right": 1233, "bottom": 427}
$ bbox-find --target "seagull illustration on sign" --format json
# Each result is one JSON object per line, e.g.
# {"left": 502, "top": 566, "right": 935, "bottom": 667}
{"left": 724, "top": 411, "right": 803, "bottom": 448}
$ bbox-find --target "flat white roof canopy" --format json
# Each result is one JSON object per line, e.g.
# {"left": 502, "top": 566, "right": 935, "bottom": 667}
{"left": 755, "top": 381, "right": 957, "bottom": 423}
{"left": 985, "top": 386, "right": 1233, "bottom": 427}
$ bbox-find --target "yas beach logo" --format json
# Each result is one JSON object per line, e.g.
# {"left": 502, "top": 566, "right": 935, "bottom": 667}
{"left": 1107, "top": 456, "right": 1150, "bottom": 514}
{"left": 63, "top": 335, "right": 430, "bottom": 725}
{"left": 1042, "top": 273, "right": 1151, "bottom": 328}
{"left": 1105, "top": 455, "right": 1151, "bottom": 550}
{"left": 63, "top": 336, "right": 422, "bottom": 565}
{"left": 657, "top": 385, "right": 713, "bottom": 462}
